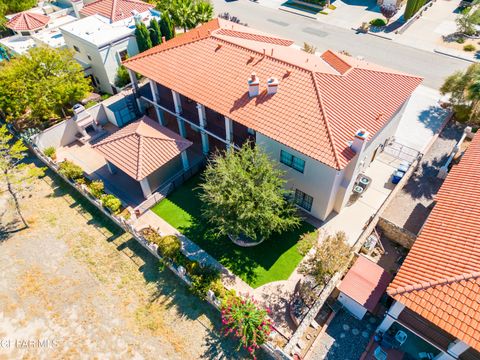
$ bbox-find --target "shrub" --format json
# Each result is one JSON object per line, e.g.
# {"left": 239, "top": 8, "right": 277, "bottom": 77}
{"left": 464, "top": 44, "right": 476, "bottom": 52}
{"left": 380, "top": 3, "right": 397, "bottom": 22}
{"left": 58, "top": 160, "right": 84, "bottom": 180}
{"left": 157, "top": 235, "right": 182, "bottom": 260}
{"left": 456, "top": 37, "right": 466, "bottom": 44}
{"left": 210, "top": 277, "right": 226, "bottom": 299}
{"left": 302, "top": 42, "right": 317, "bottom": 54}
{"left": 101, "top": 194, "right": 122, "bottom": 214}
{"left": 44, "top": 146, "right": 56, "bottom": 159}
{"left": 369, "top": 18, "right": 387, "bottom": 27}
{"left": 297, "top": 230, "right": 318, "bottom": 256}
{"left": 328, "top": 4, "right": 336, "bottom": 10}
{"left": 190, "top": 266, "right": 222, "bottom": 299}
{"left": 114, "top": 65, "right": 130, "bottom": 88}
{"left": 84, "top": 100, "right": 98, "bottom": 109}
{"left": 88, "top": 180, "right": 104, "bottom": 198}
{"left": 221, "top": 293, "right": 273, "bottom": 356}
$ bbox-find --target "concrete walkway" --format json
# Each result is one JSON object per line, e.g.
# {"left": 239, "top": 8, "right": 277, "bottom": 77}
{"left": 134, "top": 210, "right": 254, "bottom": 295}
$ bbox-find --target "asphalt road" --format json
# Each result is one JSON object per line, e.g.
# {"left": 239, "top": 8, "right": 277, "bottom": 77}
{"left": 212, "top": 0, "right": 470, "bottom": 89}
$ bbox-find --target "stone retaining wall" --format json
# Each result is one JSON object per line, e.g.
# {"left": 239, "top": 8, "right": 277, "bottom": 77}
{"left": 377, "top": 217, "right": 417, "bottom": 249}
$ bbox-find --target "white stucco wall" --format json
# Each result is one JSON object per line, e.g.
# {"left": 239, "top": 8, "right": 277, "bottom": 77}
{"left": 33, "top": 118, "right": 80, "bottom": 150}
{"left": 256, "top": 132, "right": 340, "bottom": 221}
{"left": 338, "top": 292, "right": 367, "bottom": 320}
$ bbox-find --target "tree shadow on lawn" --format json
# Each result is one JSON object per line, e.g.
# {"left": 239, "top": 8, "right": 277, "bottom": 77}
{"left": 155, "top": 174, "right": 315, "bottom": 287}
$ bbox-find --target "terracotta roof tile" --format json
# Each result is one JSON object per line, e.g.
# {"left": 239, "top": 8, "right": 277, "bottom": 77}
{"left": 6, "top": 12, "right": 49, "bottom": 31}
{"left": 124, "top": 19, "right": 422, "bottom": 170}
{"left": 80, "top": 0, "right": 153, "bottom": 22}
{"left": 388, "top": 133, "right": 480, "bottom": 352}
{"left": 92, "top": 116, "right": 192, "bottom": 180}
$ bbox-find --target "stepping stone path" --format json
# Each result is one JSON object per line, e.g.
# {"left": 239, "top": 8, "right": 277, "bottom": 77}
{"left": 343, "top": 324, "right": 350, "bottom": 331}
{"left": 362, "top": 331, "right": 370, "bottom": 338}
{"left": 352, "top": 328, "right": 360, "bottom": 336}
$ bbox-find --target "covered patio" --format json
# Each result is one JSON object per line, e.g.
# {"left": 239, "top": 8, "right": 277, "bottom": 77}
{"left": 92, "top": 116, "right": 193, "bottom": 200}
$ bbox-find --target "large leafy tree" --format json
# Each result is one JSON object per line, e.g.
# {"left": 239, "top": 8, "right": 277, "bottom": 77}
{"left": 160, "top": 0, "right": 213, "bottom": 33}
{"left": 0, "top": 125, "right": 44, "bottom": 228}
{"left": 199, "top": 142, "right": 300, "bottom": 245}
{"left": 441, "top": 63, "right": 480, "bottom": 124}
{"left": 0, "top": 47, "right": 91, "bottom": 130}
{"left": 194, "top": 1, "right": 214, "bottom": 25}
{"left": 299, "top": 231, "right": 351, "bottom": 286}
{"left": 135, "top": 22, "right": 152, "bottom": 52}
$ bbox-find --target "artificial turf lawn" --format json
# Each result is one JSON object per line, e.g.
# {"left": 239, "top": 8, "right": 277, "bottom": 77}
{"left": 151, "top": 174, "right": 314, "bottom": 288}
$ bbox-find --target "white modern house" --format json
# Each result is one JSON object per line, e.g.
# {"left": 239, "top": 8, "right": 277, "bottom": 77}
{"left": 121, "top": 19, "right": 422, "bottom": 220}
{"left": 60, "top": 0, "right": 159, "bottom": 94}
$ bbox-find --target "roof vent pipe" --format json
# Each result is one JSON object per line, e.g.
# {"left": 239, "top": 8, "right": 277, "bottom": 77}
{"left": 350, "top": 129, "right": 369, "bottom": 154}
{"left": 248, "top": 73, "right": 260, "bottom": 97}
{"left": 267, "top": 77, "right": 279, "bottom": 95}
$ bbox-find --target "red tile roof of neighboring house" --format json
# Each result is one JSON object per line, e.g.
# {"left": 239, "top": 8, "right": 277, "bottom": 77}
{"left": 6, "top": 12, "right": 50, "bottom": 31}
{"left": 388, "top": 133, "right": 480, "bottom": 352}
{"left": 124, "top": 19, "right": 422, "bottom": 170}
{"left": 92, "top": 116, "right": 192, "bottom": 180}
{"left": 80, "top": 0, "right": 153, "bottom": 23}
{"left": 338, "top": 255, "right": 393, "bottom": 312}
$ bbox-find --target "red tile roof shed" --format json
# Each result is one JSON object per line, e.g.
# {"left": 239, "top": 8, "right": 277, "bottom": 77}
{"left": 124, "top": 19, "right": 423, "bottom": 170}
{"left": 6, "top": 12, "right": 50, "bottom": 31}
{"left": 80, "top": 0, "right": 153, "bottom": 23}
{"left": 388, "top": 133, "right": 480, "bottom": 352}
{"left": 338, "top": 255, "right": 392, "bottom": 312}
{"left": 92, "top": 116, "right": 192, "bottom": 180}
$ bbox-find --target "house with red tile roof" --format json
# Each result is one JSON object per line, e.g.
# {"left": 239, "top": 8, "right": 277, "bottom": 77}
{"left": 376, "top": 132, "right": 480, "bottom": 360}
{"left": 60, "top": 1, "right": 160, "bottom": 94}
{"left": 122, "top": 19, "right": 422, "bottom": 220}
{"left": 5, "top": 12, "right": 50, "bottom": 35}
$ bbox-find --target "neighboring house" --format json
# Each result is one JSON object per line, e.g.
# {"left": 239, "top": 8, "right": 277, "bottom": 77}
{"left": 60, "top": 0, "right": 159, "bottom": 94}
{"left": 122, "top": 19, "right": 422, "bottom": 220}
{"left": 377, "top": 133, "right": 480, "bottom": 360}
{"left": 0, "top": 3, "right": 77, "bottom": 56}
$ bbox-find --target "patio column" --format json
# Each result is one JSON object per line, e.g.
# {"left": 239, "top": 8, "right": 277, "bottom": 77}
{"left": 128, "top": 69, "right": 143, "bottom": 113}
{"left": 139, "top": 178, "right": 152, "bottom": 198}
{"left": 197, "top": 103, "right": 209, "bottom": 155}
{"left": 181, "top": 151, "right": 189, "bottom": 171}
{"left": 435, "top": 340, "right": 469, "bottom": 360}
{"left": 149, "top": 79, "right": 165, "bottom": 125}
{"left": 224, "top": 116, "right": 233, "bottom": 150}
{"left": 106, "top": 161, "right": 117, "bottom": 175}
{"left": 377, "top": 301, "right": 405, "bottom": 333}
{"left": 172, "top": 90, "right": 187, "bottom": 138}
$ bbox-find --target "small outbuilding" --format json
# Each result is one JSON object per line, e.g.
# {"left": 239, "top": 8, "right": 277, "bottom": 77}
{"left": 337, "top": 255, "right": 392, "bottom": 320}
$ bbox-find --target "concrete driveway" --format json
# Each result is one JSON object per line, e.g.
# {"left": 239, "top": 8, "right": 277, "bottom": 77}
{"left": 394, "top": 85, "right": 450, "bottom": 153}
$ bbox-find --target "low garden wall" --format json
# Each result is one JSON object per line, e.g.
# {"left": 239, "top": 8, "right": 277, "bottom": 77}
{"left": 27, "top": 139, "right": 290, "bottom": 360}
{"left": 377, "top": 217, "right": 417, "bottom": 249}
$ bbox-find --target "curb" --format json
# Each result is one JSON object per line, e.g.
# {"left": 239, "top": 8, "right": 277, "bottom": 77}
{"left": 279, "top": 6, "right": 319, "bottom": 19}
{"left": 433, "top": 48, "right": 475, "bottom": 63}
{"left": 350, "top": 27, "right": 394, "bottom": 40}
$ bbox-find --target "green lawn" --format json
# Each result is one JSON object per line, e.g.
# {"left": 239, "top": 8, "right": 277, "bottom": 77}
{"left": 151, "top": 174, "right": 314, "bottom": 288}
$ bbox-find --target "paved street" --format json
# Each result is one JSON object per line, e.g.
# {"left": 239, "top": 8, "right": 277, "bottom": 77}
{"left": 212, "top": 0, "right": 469, "bottom": 89}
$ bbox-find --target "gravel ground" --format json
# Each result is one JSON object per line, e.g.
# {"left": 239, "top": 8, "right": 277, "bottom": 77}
{"left": 0, "top": 166, "right": 250, "bottom": 360}
{"left": 381, "top": 122, "right": 465, "bottom": 234}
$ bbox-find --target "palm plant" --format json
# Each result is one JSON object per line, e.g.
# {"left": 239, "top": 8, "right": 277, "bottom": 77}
{"left": 169, "top": 0, "right": 196, "bottom": 32}
{"left": 194, "top": 1, "right": 213, "bottom": 24}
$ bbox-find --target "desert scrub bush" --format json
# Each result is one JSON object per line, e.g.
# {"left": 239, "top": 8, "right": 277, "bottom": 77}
{"left": 369, "top": 18, "right": 387, "bottom": 27}
{"left": 43, "top": 146, "right": 56, "bottom": 159}
{"left": 101, "top": 194, "right": 122, "bottom": 214}
{"left": 464, "top": 44, "right": 476, "bottom": 51}
{"left": 58, "top": 160, "right": 84, "bottom": 180}
{"left": 297, "top": 230, "right": 319, "bottom": 256}
{"left": 88, "top": 180, "right": 104, "bottom": 198}
{"left": 190, "top": 266, "right": 222, "bottom": 299}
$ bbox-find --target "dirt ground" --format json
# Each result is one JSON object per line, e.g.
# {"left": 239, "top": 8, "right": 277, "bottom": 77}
{"left": 0, "top": 164, "right": 249, "bottom": 360}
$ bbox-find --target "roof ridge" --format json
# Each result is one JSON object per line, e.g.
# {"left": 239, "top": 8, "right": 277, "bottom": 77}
{"left": 389, "top": 271, "right": 480, "bottom": 296}
{"left": 135, "top": 133, "right": 143, "bottom": 180}
{"left": 310, "top": 71, "right": 342, "bottom": 169}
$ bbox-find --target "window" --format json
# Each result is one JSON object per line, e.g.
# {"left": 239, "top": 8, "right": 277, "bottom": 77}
{"left": 294, "top": 189, "right": 313, "bottom": 212}
{"left": 73, "top": 45, "right": 80, "bottom": 53}
{"left": 87, "top": 54, "right": 92, "bottom": 61}
{"left": 117, "top": 49, "right": 128, "bottom": 64}
{"left": 280, "top": 150, "right": 305, "bottom": 173}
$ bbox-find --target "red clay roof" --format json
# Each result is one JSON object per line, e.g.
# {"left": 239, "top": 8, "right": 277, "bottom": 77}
{"left": 388, "top": 133, "right": 480, "bottom": 351}
{"left": 92, "top": 116, "right": 192, "bottom": 180}
{"left": 338, "top": 255, "right": 392, "bottom": 312}
{"left": 80, "top": 0, "right": 153, "bottom": 23}
{"left": 6, "top": 12, "right": 50, "bottom": 31}
{"left": 124, "top": 19, "right": 422, "bottom": 170}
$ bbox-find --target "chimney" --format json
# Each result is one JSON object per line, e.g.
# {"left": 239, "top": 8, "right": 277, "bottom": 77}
{"left": 267, "top": 77, "right": 279, "bottom": 95}
{"left": 161, "top": 36, "right": 166, "bottom": 43}
{"left": 248, "top": 72, "right": 260, "bottom": 97}
{"left": 350, "top": 129, "right": 369, "bottom": 153}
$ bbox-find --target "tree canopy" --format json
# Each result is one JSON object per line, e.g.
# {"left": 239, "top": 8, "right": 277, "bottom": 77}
{"left": 441, "top": 63, "right": 480, "bottom": 125}
{"left": 159, "top": 0, "right": 214, "bottom": 32}
{"left": 199, "top": 143, "right": 300, "bottom": 244}
{"left": 160, "top": 12, "right": 175, "bottom": 40}
{"left": 149, "top": 18, "right": 162, "bottom": 46}
{"left": 0, "top": 47, "right": 91, "bottom": 130}
{"left": 135, "top": 22, "right": 152, "bottom": 52}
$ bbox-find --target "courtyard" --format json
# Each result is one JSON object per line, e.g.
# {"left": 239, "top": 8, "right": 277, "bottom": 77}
{"left": 151, "top": 174, "right": 315, "bottom": 288}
